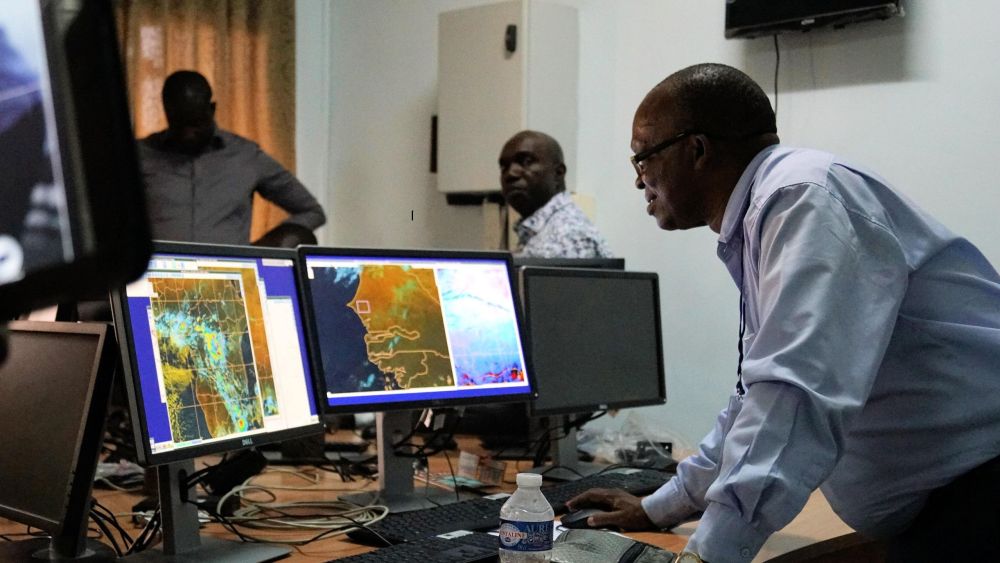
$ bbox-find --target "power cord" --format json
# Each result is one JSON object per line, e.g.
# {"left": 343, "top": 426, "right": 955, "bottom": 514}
{"left": 182, "top": 467, "right": 390, "bottom": 547}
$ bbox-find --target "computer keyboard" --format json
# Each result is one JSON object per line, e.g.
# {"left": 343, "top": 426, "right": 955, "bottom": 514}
{"left": 542, "top": 468, "right": 670, "bottom": 512}
{"left": 330, "top": 531, "right": 498, "bottom": 562}
{"left": 347, "top": 496, "right": 506, "bottom": 546}
{"left": 347, "top": 468, "right": 671, "bottom": 546}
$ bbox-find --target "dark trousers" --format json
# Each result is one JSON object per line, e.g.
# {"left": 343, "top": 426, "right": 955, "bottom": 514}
{"left": 887, "top": 454, "right": 1000, "bottom": 562}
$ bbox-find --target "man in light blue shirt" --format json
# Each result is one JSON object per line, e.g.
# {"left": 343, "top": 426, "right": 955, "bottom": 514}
{"left": 567, "top": 63, "right": 1000, "bottom": 562}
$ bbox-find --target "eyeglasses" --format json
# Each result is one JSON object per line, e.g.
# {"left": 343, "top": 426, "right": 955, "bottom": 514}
{"left": 629, "top": 131, "right": 695, "bottom": 180}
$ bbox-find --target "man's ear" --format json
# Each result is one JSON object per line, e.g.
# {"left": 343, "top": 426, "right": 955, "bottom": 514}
{"left": 554, "top": 162, "right": 567, "bottom": 179}
{"left": 209, "top": 101, "right": 217, "bottom": 117}
{"left": 692, "top": 134, "right": 710, "bottom": 170}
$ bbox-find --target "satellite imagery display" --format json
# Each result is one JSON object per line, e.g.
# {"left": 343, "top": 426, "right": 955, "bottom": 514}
{"left": 310, "top": 265, "right": 453, "bottom": 393}
{"left": 310, "top": 262, "right": 527, "bottom": 397}
{"left": 436, "top": 267, "right": 525, "bottom": 385}
{"left": 149, "top": 274, "right": 273, "bottom": 443}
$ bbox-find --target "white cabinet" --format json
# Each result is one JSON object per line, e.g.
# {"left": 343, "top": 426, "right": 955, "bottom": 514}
{"left": 437, "top": 0, "right": 578, "bottom": 199}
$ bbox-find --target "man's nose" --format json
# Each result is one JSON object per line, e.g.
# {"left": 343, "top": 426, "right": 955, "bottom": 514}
{"left": 502, "top": 164, "right": 523, "bottom": 181}
{"left": 634, "top": 173, "right": 646, "bottom": 190}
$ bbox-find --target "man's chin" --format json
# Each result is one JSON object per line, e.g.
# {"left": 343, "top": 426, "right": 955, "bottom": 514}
{"left": 652, "top": 211, "right": 676, "bottom": 231}
{"left": 503, "top": 195, "right": 532, "bottom": 216}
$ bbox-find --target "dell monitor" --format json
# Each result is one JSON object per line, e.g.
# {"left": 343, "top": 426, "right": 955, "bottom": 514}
{"left": 0, "top": 321, "right": 117, "bottom": 562}
{"left": 298, "top": 247, "right": 534, "bottom": 511}
{"left": 521, "top": 267, "right": 666, "bottom": 480}
{"left": 0, "top": 0, "right": 150, "bottom": 323}
{"left": 111, "top": 242, "right": 323, "bottom": 562}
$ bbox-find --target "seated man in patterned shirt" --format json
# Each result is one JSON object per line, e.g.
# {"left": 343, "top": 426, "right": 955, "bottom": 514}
{"left": 498, "top": 130, "right": 612, "bottom": 258}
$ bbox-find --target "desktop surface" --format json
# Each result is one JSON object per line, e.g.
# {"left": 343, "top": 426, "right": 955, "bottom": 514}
{"left": 0, "top": 434, "right": 856, "bottom": 561}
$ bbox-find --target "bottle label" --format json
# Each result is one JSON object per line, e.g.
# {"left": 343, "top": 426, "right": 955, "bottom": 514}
{"left": 498, "top": 518, "right": 553, "bottom": 552}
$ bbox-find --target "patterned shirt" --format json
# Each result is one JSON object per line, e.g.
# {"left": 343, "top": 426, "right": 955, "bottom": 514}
{"left": 513, "top": 191, "right": 612, "bottom": 258}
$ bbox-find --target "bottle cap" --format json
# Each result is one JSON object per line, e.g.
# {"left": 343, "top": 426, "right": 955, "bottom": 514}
{"left": 516, "top": 473, "right": 543, "bottom": 488}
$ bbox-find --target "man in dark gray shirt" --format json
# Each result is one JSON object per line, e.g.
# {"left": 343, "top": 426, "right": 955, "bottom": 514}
{"left": 138, "top": 70, "right": 325, "bottom": 245}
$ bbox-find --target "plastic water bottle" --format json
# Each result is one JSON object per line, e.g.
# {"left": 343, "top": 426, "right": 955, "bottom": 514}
{"left": 498, "top": 473, "right": 554, "bottom": 562}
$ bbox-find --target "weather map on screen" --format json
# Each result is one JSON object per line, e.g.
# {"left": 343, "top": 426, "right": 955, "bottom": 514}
{"left": 149, "top": 276, "right": 269, "bottom": 440}
{"left": 437, "top": 267, "right": 525, "bottom": 385}
{"left": 303, "top": 253, "right": 530, "bottom": 409}
{"left": 123, "top": 252, "right": 318, "bottom": 455}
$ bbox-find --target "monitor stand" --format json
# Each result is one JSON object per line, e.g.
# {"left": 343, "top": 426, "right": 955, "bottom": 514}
{"left": 340, "top": 410, "right": 475, "bottom": 512}
{"left": 123, "top": 461, "right": 289, "bottom": 562}
{"left": 0, "top": 537, "right": 117, "bottom": 562}
{"left": 529, "top": 415, "right": 605, "bottom": 481}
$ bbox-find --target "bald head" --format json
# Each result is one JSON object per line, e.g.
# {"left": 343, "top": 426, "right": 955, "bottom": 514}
{"left": 499, "top": 130, "right": 567, "bottom": 217}
{"left": 161, "top": 70, "right": 216, "bottom": 154}
{"left": 638, "top": 63, "right": 778, "bottom": 142}
{"left": 631, "top": 64, "right": 779, "bottom": 233}
{"left": 506, "top": 130, "right": 564, "bottom": 165}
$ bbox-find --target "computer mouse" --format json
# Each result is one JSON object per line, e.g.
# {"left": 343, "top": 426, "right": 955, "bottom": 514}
{"left": 559, "top": 508, "right": 610, "bottom": 529}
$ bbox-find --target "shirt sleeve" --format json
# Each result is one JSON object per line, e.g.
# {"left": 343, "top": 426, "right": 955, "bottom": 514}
{"left": 686, "top": 182, "right": 910, "bottom": 563}
{"left": 641, "top": 399, "right": 735, "bottom": 527}
{"left": 252, "top": 146, "right": 326, "bottom": 231}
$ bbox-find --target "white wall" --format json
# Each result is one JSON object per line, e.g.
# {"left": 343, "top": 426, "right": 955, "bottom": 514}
{"left": 299, "top": 0, "right": 510, "bottom": 250}
{"left": 299, "top": 1, "right": 1000, "bottom": 450}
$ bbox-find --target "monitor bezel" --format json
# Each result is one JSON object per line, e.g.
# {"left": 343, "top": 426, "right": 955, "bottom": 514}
{"left": 110, "top": 241, "right": 325, "bottom": 467}
{"left": 0, "top": 0, "right": 151, "bottom": 318}
{"left": 512, "top": 257, "right": 625, "bottom": 270}
{"left": 297, "top": 245, "right": 536, "bottom": 414}
{"left": 520, "top": 266, "right": 667, "bottom": 416}
{"left": 0, "top": 320, "right": 116, "bottom": 537}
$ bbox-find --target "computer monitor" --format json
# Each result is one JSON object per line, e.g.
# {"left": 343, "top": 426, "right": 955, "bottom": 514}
{"left": 512, "top": 257, "right": 625, "bottom": 270}
{"left": 0, "top": 321, "right": 117, "bottom": 562}
{"left": 0, "top": 0, "right": 150, "bottom": 321}
{"left": 521, "top": 267, "right": 666, "bottom": 479}
{"left": 298, "top": 246, "right": 534, "bottom": 510}
{"left": 461, "top": 258, "right": 623, "bottom": 458}
{"left": 111, "top": 242, "right": 323, "bottom": 562}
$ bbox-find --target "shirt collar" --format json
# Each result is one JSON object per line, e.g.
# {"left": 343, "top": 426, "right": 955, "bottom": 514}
{"left": 515, "top": 191, "right": 572, "bottom": 236}
{"left": 152, "top": 124, "right": 226, "bottom": 153}
{"left": 717, "top": 145, "right": 778, "bottom": 247}
{"left": 716, "top": 145, "right": 778, "bottom": 287}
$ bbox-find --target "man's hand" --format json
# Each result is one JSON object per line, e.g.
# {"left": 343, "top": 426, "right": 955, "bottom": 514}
{"left": 564, "top": 488, "right": 657, "bottom": 531}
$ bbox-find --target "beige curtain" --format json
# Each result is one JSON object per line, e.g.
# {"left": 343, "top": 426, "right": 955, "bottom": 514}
{"left": 115, "top": 0, "right": 296, "bottom": 241}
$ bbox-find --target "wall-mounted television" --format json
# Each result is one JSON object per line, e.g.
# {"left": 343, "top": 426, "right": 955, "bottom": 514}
{"left": 725, "top": 0, "right": 903, "bottom": 39}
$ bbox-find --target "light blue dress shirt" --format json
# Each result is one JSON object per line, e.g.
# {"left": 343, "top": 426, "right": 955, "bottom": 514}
{"left": 641, "top": 145, "right": 1000, "bottom": 562}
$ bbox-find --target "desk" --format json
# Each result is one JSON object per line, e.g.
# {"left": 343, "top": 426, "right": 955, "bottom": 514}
{"left": 0, "top": 440, "right": 854, "bottom": 562}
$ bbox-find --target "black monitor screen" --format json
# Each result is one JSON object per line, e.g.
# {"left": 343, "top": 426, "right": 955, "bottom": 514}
{"left": 522, "top": 267, "right": 666, "bottom": 415}
{"left": 113, "top": 243, "right": 321, "bottom": 465}
{"left": 725, "top": 0, "right": 902, "bottom": 38}
{"left": 0, "top": 321, "right": 114, "bottom": 532}
{"left": 300, "top": 247, "right": 533, "bottom": 412}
